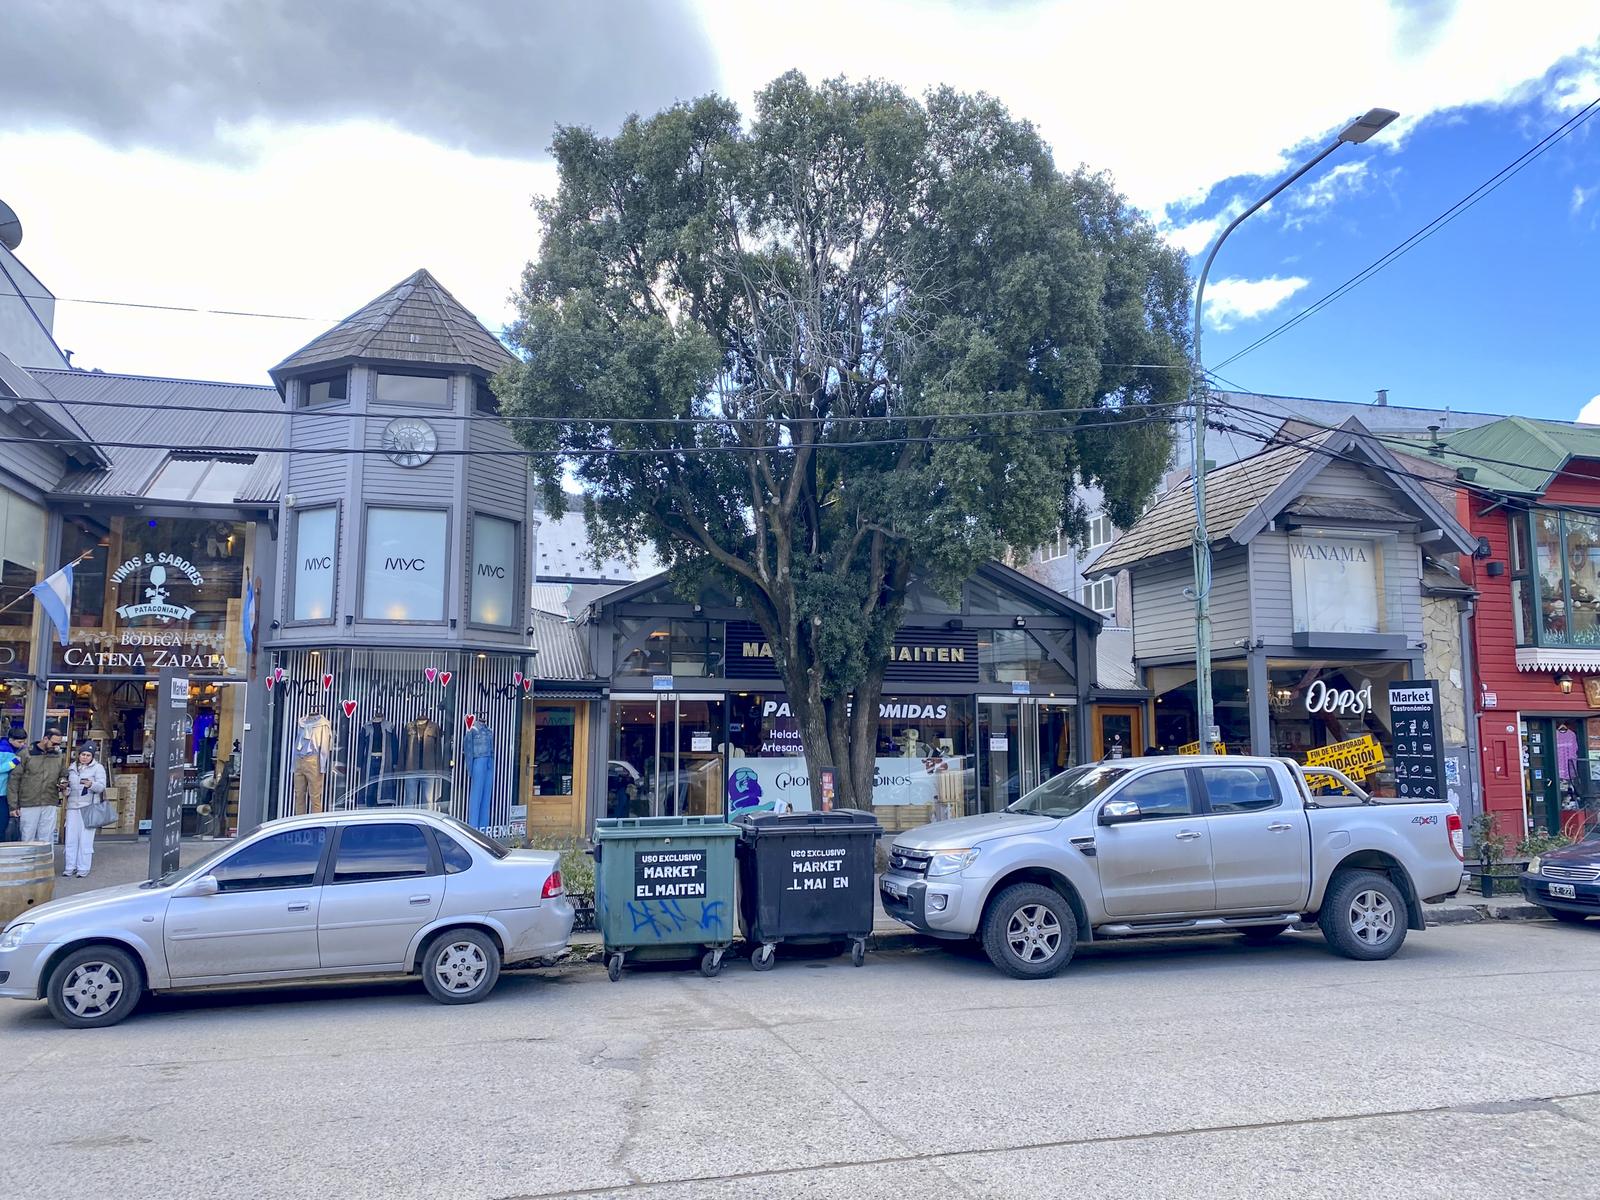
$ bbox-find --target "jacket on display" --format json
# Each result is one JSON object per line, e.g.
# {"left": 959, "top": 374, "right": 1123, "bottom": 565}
{"left": 357, "top": 719, "right": 401, "bottom": 802}
{"left": 292, "top": 714, "right": 333, "bottom": 771}
{"left": 402, "top": 718, "right": 446, "bottom": 773}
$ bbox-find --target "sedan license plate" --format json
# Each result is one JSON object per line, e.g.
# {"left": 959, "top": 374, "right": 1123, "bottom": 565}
{"left": 882, "top": 879, "right": 907, "bottom": 899}
{"left": 1549, "top": 882, "right": 1577, "bottom": 899}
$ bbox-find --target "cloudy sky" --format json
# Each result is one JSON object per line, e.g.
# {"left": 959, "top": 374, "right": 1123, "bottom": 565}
{"left": 2, "top": 1, "right": 1597, "bottom": 419}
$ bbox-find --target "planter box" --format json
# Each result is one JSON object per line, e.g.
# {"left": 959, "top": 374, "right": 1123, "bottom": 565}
{"left": 1467, "top": 869, "right": 1525, "bottom": 898}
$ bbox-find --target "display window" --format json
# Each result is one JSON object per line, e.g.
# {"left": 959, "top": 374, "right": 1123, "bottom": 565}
{"left": 1150, "top": 666, "right": 1251, "bottom": 753}
{"left": 1516, "top": 508, "right": 1600, "bottom": 647}
{"left": 360, "top": 507, "right": 448, "bottom": 622}
{"left": 290, "top": 506, "right": 337, "bottom": 622}
{"left": 1266, "top": 660, "right": 1411, "bottom": 795}
{"left": 54, "top": 514, "right": 250, "bottom": 676}
{"left": 615, "top": 619, "right": 726, "bottom": 677}
{"left": 469, "top": 514, "right": 518, "bottom": 627}
{"left": 0, "top": 485, "right": 45, "bottom": 685}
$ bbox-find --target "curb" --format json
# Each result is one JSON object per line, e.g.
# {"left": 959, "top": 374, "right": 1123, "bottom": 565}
{"left": 1424, "top": 902, "right": 1548, "bottom": 926}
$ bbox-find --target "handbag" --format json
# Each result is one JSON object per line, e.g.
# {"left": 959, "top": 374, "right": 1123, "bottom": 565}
{"left": 82, "top": 799, "right": 117, "bottom": 830}
{"left": 3, "top": 813, "right": 18, "bottom": 841}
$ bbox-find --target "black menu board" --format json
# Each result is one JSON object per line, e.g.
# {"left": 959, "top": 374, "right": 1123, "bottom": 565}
{"left": 1388, "top": 680, "right": 1444, "bottom": 801}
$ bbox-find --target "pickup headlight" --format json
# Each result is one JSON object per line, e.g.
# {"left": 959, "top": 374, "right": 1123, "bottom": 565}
{"left": 0, "top": 922, "right": 34, "bottom": 951}
{"left": 927, "top": 848, "right": 980, "bottom": 877}
{"left": 1526, "top": 856, "right": 1542, "bottom": 876}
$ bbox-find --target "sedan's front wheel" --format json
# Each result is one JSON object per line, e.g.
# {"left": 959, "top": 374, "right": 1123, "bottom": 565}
{"left": 422, "top": 929, "right": 501, "bottom": 1004}
{"left": 46, "top": 945, "right": 143, "bottom": 1029}
{"left": 981, "top": 883, "right": 1078, "bottom": 979}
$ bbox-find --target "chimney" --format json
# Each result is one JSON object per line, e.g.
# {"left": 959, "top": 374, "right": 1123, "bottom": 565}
{"left": 1375, "top": 388, "right": 1388, "bottom": 406}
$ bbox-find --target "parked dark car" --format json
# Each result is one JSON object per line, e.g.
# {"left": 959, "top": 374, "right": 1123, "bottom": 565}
{"left": 1521, "top": 837, "right": 1600, "bottom": 923}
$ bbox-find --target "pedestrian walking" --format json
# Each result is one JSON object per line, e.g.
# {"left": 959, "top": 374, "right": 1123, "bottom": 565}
{"left": 12, "top": 731, "right": 68, "bottom": 845}
{"left": 64, "top": 744, "right": 108, "bottom": 878}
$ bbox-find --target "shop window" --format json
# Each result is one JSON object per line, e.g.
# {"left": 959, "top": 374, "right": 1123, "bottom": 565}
{"left": 291, "top": 507, "right": 337, "bottom": 622}
{"left": 361, "top": 507, "right": 448, "bottom": 622}
{"left": 616, "top": 619, "right": 725, "bottom": 677}
{"left": 1516, "top": 509, "right": 1600, "bottom": 647}
{"left": 979, "top": 630, "right": 1072, "bottom": 686}
{"left": 1150, "top": 666, "right": 1251, "bottom": 753}
{"left": 966, "top": 580, "right": 1050, "bottom": 616}
{"left": 531, "top": 706, "right": 576, "bottom": 797}
{"left": 0, "top": 486, "right": 45, "bottom": 677}
{"left": 470, "top": 514, "right": 519, "bottom": 627}
{"left": 375, "top": 370, "right": 451, "bottom": 407}
{"left": 298, "top": 370, "right": 348, "bottom": 409}
{"left": 1288, "top": 531, "right": 1390, "bottom": 635}
{"left": 1266, "top": 660, "right": 1411, "bottom": 795}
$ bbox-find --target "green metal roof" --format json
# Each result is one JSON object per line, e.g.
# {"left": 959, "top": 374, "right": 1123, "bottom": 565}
{"left": 1408, "top": 416, "right": 1600, "bottom": 497}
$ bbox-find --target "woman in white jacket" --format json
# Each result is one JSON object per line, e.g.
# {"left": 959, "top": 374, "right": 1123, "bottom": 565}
{"left": 64, "top": 745, "right": 108, "bottom": 878}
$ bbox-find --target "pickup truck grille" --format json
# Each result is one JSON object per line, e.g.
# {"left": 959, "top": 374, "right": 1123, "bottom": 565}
{"left": 1542, "top": 864, "right": 1600, "bottom": 882}
{"left": 888, "top": 846, "right": 930, "bottom": 877}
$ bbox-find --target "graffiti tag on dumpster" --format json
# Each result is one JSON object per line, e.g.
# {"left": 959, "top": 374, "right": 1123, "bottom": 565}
{"left": 787, "top": 846, "right": 851, "bottom": 892}
{"left": 634, "top": 850, "right": 707, "bottom": 899}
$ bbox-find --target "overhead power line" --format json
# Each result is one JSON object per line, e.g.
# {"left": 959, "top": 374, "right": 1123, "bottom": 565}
{"left": 1212, "top": 93, "right": 1600, "bottom": 373}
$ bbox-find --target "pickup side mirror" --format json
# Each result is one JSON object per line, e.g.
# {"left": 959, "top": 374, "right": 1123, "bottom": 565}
{"left": 177, "top": 875, "right": 220, "bottom": 898}
{"left": 1100, "top": 799, "right": 1142, "bottom": 826}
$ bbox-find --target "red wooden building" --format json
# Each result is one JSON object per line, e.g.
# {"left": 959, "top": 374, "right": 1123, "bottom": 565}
{"left": 1432, "top": 418, "right": 1600, "bottom": 840}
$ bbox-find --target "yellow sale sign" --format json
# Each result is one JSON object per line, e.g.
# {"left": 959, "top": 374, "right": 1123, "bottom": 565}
{"left": 1303, "top": 734, "right": 1384, "bottom": 780}
{"left": 1177, "top": 741, "right": 1226, "bottom": 755}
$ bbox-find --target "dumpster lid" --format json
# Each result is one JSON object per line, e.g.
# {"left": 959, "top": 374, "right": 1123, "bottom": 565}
{"left": 733, "top": 808, "right": 881, "bottom": 831}
{"left": 594, "top": 815, "right": 738, "bottom": 839}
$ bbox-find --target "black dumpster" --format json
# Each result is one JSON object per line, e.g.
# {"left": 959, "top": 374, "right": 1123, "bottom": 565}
{"left": 733, "top": 808, "right": 882, "bottom": 970}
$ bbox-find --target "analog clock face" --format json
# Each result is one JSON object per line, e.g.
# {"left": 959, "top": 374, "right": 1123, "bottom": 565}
{"left": 381, "top": 417, "right": 438, "bottom": 468}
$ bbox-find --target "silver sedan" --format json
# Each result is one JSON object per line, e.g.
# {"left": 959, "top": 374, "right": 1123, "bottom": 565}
{"left": 0, "top": 810, "right": 574, "bottom": 1028}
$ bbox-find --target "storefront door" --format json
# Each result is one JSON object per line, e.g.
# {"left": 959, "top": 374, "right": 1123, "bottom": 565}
{"left": 978, "top": 698, "right": 1077, "bottom": 810}
{"left": 610, "top": 695, "right": 725, "bottom": 818}
{"left": 1519, "top": 717, "right": 1586, "bottom": 835}
{"left": 1094, "top": 705, "right": 1143, "bottom": 761}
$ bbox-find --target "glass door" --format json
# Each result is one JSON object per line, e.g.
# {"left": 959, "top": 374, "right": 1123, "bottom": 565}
{"left": 978, "top": 699, "right": 1022, "bottom": 812}
{"left": 1034, "top": 701, "right": 1076, "bottom": 788}
{"left": 608, "top": 695, "right": 724, "bottom": 818}
{"left": 1094, "top": 705, "right": 1143, "bottom": 761}
{"left": 1521, "top": 718, "right": 1561, "bottom": 835}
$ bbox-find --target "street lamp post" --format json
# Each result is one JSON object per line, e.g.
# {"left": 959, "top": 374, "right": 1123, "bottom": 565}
{"left": 1189, "top": 107, "right": 1398, "bottom": 752}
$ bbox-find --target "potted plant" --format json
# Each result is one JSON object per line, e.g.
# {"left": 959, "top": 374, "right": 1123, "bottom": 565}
{"left": 1468, "top": 812, "right": 1516, "bottom": 897}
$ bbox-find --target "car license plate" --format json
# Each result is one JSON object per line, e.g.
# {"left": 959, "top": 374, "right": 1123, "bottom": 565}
{"left": 882, "top": 879, "right": 907, "bottom": 899}
{"left": 1549, "top": 882, "right": 1577, "bottom": 899}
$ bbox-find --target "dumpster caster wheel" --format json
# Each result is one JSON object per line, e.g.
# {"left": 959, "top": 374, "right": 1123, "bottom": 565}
{"left": 851, "top": 939, "right": 866, "bottom": 968}
{"left": 700, "top": 950, "right": 724, "bottom": 978}
{"left": 607, "top": 954, "right": 623, "bottom": 983}
{"left": 752, "top": 944, "right": 777, "bottom": 972}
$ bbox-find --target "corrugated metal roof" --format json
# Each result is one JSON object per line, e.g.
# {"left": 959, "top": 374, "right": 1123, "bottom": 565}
{"left": 1095, "top": 626, "right": 1140, "bottom": 692}
{"left": 1092, "top": 434, "right": 1327, "bottom": 574}
{"left": 1423, "top": 416, "right": 1600, "bottom": 496}
{"left": 31, "top": 369, "right": 282, "bottom": 504}
{"left": 532, "top": 610, "right": 592, "bottom": 681}
{"left": 271, "top": 269, "right": 512, "bottom": 384}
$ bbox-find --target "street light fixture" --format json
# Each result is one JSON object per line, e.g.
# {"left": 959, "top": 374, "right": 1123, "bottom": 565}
{"left": 1187, "top": 107, "right": 1397, "bottom": 751}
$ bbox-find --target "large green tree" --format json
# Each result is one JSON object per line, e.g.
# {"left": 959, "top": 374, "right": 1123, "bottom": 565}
{"left": 501, "top": 72, "right": 1190, "bottom": 811}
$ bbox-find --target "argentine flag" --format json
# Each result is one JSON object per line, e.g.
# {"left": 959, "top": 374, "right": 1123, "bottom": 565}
{"left": 31, "top": 563, "right": 73, "bottom": 647}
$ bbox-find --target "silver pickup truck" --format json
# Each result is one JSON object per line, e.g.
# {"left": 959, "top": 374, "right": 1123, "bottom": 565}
{"left": 880, "top": 755, "right": 1464, "bottom": 978}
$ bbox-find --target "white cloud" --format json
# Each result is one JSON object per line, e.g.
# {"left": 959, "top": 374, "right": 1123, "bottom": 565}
{"left": 1575, "top": 184, "right": 1598, "bottom": 215}
{"left": 1293, "top": 161, "right": 1372, "bottom": 211}
{"left": 1203, "top": 276, "right": 1310, "bottom": 332}
{"left": 1578, "top": 394, "right": 1600, "bottom": 425}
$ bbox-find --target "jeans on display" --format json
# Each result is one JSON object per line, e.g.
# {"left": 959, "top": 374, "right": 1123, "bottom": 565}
{"left": 465, "top": 726, "right": 495, "bottom": 828}
{"left": 63, "top": 807, "right": 96, "bottom": 875}
{"left": 403, "top": 774, "right": 439, "bottom": 809}
{"left": 18, "top": 806, "right": 57, "bottom": 844}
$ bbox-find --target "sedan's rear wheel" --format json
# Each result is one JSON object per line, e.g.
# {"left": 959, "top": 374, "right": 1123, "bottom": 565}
{"left": 422, "top": 929, "right": 501, "bottom": 1004}
{"left": 46, "top": 945, "right": 142, "bottom": 1029}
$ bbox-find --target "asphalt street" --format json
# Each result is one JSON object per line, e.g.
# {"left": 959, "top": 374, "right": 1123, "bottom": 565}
{"left": 2, "top": 920, "right": 1596, "bottom": 1199}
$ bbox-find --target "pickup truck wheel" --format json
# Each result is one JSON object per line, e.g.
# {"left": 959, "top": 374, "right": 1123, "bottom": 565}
{"left": 981, "top": 884, "right": 1077, "bottom": 979}
{"left": 1238, "top": 924, "right": 1289, "bottom": 943}
{"left": 1319, "top": 870, "right": 1408, "bottom": 961}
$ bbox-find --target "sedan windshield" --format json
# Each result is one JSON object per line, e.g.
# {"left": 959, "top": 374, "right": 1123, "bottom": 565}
{"left": 1008, "top": 764, "right": 1131, "bottom": 818}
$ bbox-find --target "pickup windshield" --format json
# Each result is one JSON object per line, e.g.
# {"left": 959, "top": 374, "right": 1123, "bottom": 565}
{"left": 1008, "top": 764, "right": 1132, "bottom": 818}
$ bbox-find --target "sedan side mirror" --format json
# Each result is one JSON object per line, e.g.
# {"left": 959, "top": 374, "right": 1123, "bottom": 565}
{"left": 1100, "top": 799, "right": 1143, "bottom": 826}
{"left": 177, "top": 875, "right": 220, "bottom": 898}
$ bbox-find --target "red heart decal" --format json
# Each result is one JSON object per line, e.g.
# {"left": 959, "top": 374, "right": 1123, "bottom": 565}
{"left": 264, "top": 676, "right": 275, "bottom": 691}
{"left": 521, "top": 678, "right": 533, "bottom": 694}
{"left": 321, "top": 673, "right": 333, "bottom": 691}
{"left": 513, "top": 671, "right": 524, "bottom": 687}
{"left": 464, "top": 714, "right": 476, "bottom": 730}
{"left": 273, "top": 666, "right": 285, "bottom": 682}
{"left": 425, "top": 667, "right": 438, "bottom": 683}
{"left": 438, "top": 671, "right": 452, "bottom": 687}
{"left": 341, "top": 700, "right": 358, "bottom": 718}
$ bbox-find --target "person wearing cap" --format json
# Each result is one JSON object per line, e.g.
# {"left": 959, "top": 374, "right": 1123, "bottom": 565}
{"left": 64, "top": 744, "right": 108, "bottom": 878}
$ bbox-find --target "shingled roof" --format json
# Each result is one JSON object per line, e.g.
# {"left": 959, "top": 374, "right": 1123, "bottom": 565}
{"left": 269, "top": 269, "right": 512, "bottom": 388}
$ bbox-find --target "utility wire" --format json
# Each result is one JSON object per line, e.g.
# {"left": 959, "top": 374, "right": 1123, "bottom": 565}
{"left": 1212, "top": 94, "right": 1600, "bottom": 373}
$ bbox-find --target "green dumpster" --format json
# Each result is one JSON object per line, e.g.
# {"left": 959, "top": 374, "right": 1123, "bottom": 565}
{"left": 593, "top": 815, "right": 738, "bottom": 980}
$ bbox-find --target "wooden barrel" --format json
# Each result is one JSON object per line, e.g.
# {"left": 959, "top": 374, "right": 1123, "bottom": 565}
{"left": 0, "top": 842, "right": 55, "bottom": 926}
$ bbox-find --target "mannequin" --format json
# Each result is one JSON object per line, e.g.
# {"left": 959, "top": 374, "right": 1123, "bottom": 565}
{"left": 292, "top": 710, "right": 332, "bottom": 814}
{"left": 464, "top": 717, "right": 495, "bottom": 828}
{"left": 357, "top": 711, "right": 400, "bottom": 804}
{"left": 402, "top": 713, "right": 445, "bottom": 806}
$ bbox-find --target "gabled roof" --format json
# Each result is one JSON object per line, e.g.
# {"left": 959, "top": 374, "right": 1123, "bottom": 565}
{"left": 269, "top": 269, "right": 512, "bottom": 388}
{"left": 1093, "top": 418, "right": 1477, "bottom": 575}
{"left": 1410, "top": 416, "right": 1600, "bottom": 497}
